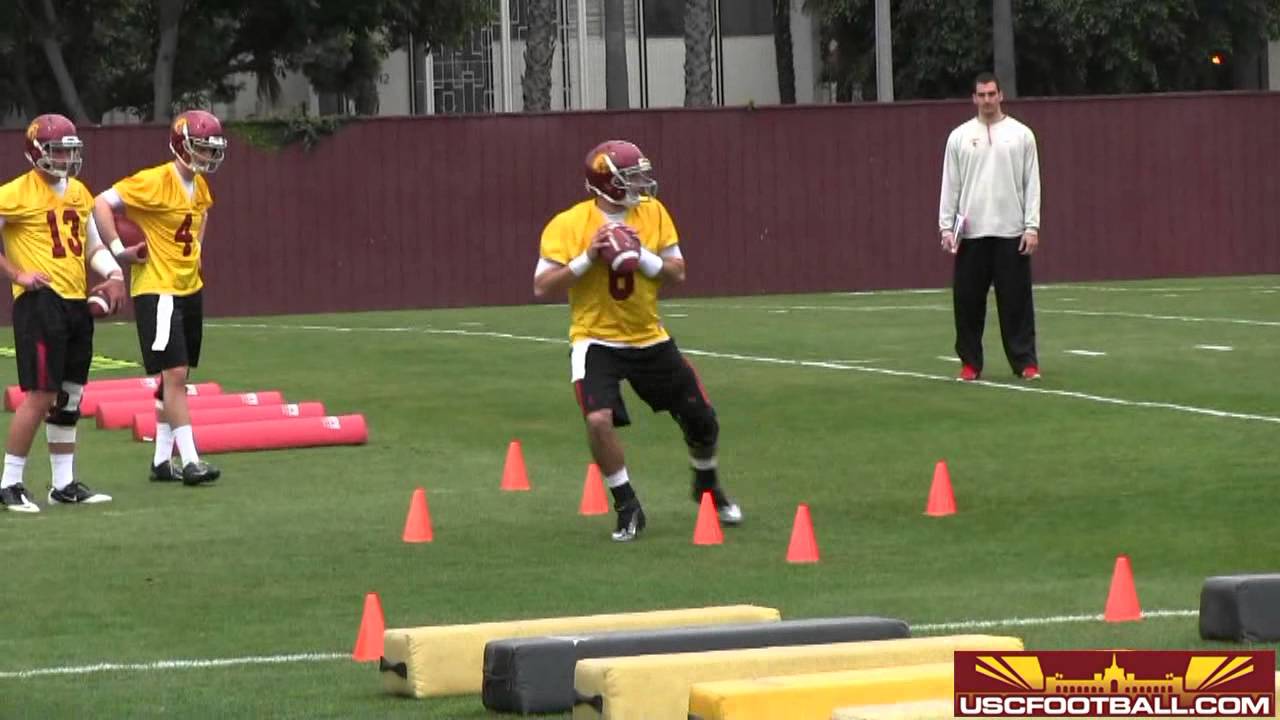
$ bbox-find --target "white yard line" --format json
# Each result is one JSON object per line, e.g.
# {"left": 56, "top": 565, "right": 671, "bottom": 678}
{"left": 0, "top": 652, "right": 347, "bottom": 679}
{"left": 1195, "top": 345, "right": 1233, "bottom": 352}
{"left": 663, "top": 302, "right": 1280, "bottom": 328}
{"left": 831, "top": 284, "right": 1280, "bottom": 297}
{"left": 665, "top": 303, "right": 946, "bottom": 313}
{"left": 0, "top": 609, "right": 1200, "bottom": 679}
{"left": 912, "top": 609, "right": 1197, "bottom": 634}
{"left": 1066, "top": 350, "right": 1107, "bottom": 357}
{"left": 208, "top": 322, "right": 1280, "bottom": 426}
{"left": 1047, "top": 308, "right": 1280, "bottom": 328}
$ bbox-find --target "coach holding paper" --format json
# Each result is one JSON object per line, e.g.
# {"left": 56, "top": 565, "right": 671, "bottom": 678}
{"left": 938, "top": 72, "right": 1042, "bottom": 382}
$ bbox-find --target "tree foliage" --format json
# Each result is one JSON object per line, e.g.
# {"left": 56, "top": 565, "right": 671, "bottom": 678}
{"left": 0, "top": 0, "right": 493, "bottom": 123}
{"left": 806, "top": 0, "right": 1280, "bottom": 100}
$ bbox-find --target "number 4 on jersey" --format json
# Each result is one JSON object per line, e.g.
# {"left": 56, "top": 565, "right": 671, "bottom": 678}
{"left": 174, "top": 213, "right": 194, "bottom": 256}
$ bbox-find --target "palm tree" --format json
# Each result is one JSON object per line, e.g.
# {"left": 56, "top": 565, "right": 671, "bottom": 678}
{"left": 992, "top": 0, "right": 1017, "bottom": 96}
{"left": 684, "top": 0, "right": 714, "bottom": 106}
{"left": 521, "top": 0, "right": 558, "bottom": 111}
{"left": 604, "top": 0, "right": 629, "bottom": 107}
{"left": 773, "top": 0, "right": 796, "bottom": 103}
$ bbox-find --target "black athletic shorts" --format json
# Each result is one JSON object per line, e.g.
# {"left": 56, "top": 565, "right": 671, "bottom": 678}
{"left": 12, "top": 287, "right": 93, "bottom": 392}
{"left": 572, "top": 339, "right": 712, "bottom": 427}
{"left": 133, "top": 291, "right": 203, "bottom": 375}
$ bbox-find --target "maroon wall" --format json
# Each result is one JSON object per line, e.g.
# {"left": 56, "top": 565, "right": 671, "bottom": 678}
{"left": 1, "top": 91, "right": 1277, "bottom": 322}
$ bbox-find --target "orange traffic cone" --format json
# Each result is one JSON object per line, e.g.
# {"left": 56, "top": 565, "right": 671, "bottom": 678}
{"left": 501, "top": 440, "right": 530, "bottom": 491}
{"left": 925, "top": 460, "right": 957, "bottom": 517}
{"left": 352, "top": 591, "right": 386, "bottom": 661}
{"left": 693, "top": 491, "right": 723, "bottom": 545}
{"left": 579, "top": 464, "right": 609, "bottom": 516}
{"left": 402, "top": 487, "right": 433, "bottom": 543}
{"left": 786, "top": 504, "right": 820, "bottom": 563}
{"left": 1104, "top": 554, "right": 1142, "bottom": 622}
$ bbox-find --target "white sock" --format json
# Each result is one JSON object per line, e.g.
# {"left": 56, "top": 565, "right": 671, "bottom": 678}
{"left": 604, "top": 466, "right": 630, "bottom": 488}
{"left": 2, "top": 453, "right": 26, "bottom": 489}
{"left": 173, "top": 425, "right": 199, "bottom": 465}
{"left": 153, "top": 422, "right": 174, "bottom": 466}
{"left": 51, "top": 454, "right": 74, "bottom": 490}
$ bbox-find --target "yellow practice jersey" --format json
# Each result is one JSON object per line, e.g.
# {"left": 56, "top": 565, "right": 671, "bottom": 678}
{"left": 113, "top": 162, "right": 213, "bottom": 297}
{"left": 539, "top": 198, "right": 679, "bottom": 345}
{"left": 0, "top": 170, "right": 93, "bottom": 299}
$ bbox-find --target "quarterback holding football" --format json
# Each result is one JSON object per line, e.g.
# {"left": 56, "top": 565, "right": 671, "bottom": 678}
{"left": 533, "top": 139, "right": 742, "bottom": 542}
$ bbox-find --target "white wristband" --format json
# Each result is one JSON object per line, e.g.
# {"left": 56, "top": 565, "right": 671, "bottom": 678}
{"left": 568, "top": 252, "right": 593, "bottom": 277}
{"left": 108, "top": 238, "right": 126, "bottom": 256}
{"left": 638, "top": 248, "right": 663, "bottom": 278}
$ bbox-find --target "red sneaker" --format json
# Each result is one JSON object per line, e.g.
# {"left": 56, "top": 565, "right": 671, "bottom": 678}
{"left": 1021, "top": 365, "right": 1041, "bottom": 380}
{"left": 957, "top": 364, "right": 981, "bottom": 382}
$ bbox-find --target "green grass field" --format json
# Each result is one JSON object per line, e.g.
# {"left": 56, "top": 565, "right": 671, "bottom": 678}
{"left": 1, "top": 274, "right": 1278, "bottom": 718}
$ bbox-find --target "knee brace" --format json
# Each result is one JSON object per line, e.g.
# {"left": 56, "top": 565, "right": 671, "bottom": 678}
{"left": 46, "top": 382, "right": 83, "bottom": 428}
{"left": 673, "top": 406, "right": 719, "bottom": 452}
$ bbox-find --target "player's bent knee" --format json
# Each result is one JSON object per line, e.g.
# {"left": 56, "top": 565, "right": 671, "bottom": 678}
{"left": 676, "top": 408, "right": 719, "bottom": 450}
{"left": 585, "top": 410, "right": 615, "bottom": 436}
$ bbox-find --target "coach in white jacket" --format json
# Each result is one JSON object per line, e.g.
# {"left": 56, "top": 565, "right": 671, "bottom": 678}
{"left": 938, "top": 72, "right": 1042, "bottom": 382}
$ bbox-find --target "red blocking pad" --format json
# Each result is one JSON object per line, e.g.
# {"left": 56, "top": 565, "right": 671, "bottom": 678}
{"left": 81, "top": 383, "right": 222, "bottom": 415}
{"left": 84, "top": 376, "right": 161, "bottom": 392}
{"left": 6, "top": 383, "right": 221, "bottom": 414}
{"left": 5, "top": 376, "right": 162, "bottom": 409}
{"left": 132, "top": 402, "right": 328, "bottom": 441}
{"left": 96, "top": 391, "right": 285, "bottom": 429}
{"left": 193, "top": 414, "right": 368, "bottom": 454}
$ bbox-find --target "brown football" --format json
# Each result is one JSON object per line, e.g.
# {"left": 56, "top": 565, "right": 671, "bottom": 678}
{"left": 115, "top": 212, "right": 148, "bottom": 259}
{"left": 87, "top": 289, "right": 113, "bottom": 318}
{"left": 598, "top": 223, "right": 641, "bottom": 274}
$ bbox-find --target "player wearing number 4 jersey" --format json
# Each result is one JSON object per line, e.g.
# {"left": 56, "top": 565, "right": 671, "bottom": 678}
{"left": 533, "top": 139, "right": 741, "bottom": 542}
{"left": 0, "top": 114, "right": 125, "bottom": 512}
{"left": 93, "top": 109, "right": 226, "bottom": 487}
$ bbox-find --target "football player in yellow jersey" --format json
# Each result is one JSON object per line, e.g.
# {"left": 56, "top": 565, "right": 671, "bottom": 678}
{"left": 533, "top": 140, "right": 741, "bottom": 542}
{"left": 0, "top": 114, "right": 125, "bottom": 512}
{"left": 92, "top": 109, "right": 226, "bottom": 487}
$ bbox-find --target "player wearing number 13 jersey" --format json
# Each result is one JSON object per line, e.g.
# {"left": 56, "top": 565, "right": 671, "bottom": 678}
{"left": 0, "top": 114, "right": 126, "bottom": 512}
{"left": 93, "top": 109, "right": 226, "bottom": 487}
{"left": 533, "top": 139, "right": 741, "bottom": 543}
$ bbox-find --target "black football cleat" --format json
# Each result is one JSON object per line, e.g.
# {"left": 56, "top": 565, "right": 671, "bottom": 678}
{"left": 692, "top": 484, "right": 743, "bottom": 526}
{"left": 48, "top": 480, "right": 112, "bottom": 505}
{"left": 182, "top": 461, "right": 221, "bottom": 486}
{"left": 611, "top": 499, "right": 646, "bottom": 542}
{"left": 0, "top": 483, "right": 40, "bottom": 513}
{"left": 150, "top": 459, "right": 183, "bottom": 483}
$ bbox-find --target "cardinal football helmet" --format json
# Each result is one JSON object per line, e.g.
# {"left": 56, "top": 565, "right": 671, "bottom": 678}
{"left": 24, "top": 114, "right": 83, "bottom": 178}
{"left": 170, "top": 110, "right": 228, "bottom": 174}
{"left": 584, "top": 140, "right": 656, "bottom": 208}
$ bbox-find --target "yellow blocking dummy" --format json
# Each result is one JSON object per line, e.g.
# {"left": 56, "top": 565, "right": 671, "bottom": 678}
{"left": 832, "top": 699, "right": 956, "bottom": 720}
{"left": 688, "top": 662, "right": 953, "bottom": 720}
{"left": 573, "top": 634, "right": 1021, "bottom": 720}
{"left": 380, "top": 604, "right": 780, "bottom": 697}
